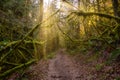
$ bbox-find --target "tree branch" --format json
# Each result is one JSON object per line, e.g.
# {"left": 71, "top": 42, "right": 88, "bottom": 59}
{"left": 72, "top": 11, "right": 120, "bottom": 21}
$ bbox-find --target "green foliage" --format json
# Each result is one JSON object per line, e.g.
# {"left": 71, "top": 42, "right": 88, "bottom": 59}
{"left": 47, "top": 52, "right": 56, "bottom": 59}
{"left": 95, "top": 63, "right": 104, "bottom": 71}
{"left": 109, "top": 48, "right": 120, "bottom": 61}
{"left": 0, "top": 0, "right": 43, "bottom": 78}
{"left": 0, "top": 0, "right": 120, "bottom": 78}
{"left": 115, "top": 77, "right": 120, "bottom": 80}
{"left": 0, "top": 59, "right": 35, "bottom": 78}
{"left": 61, "top": 0, "right": 120, "bottom": 64}
{"left": 0, "top": 39, "right": 44, "bottom": 78}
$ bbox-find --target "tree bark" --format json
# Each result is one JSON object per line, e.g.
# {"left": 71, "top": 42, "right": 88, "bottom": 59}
{"left": 78, "top": 0, "right": 80, "bottom": 8}
{"left": 36, "top": 0, "right": 44, "bottom": 60}
{"left": 40, "top": 0, "right": 43, "bottom": 21}
{"left": 96, "top": 0, "right": 100, "bottom": 12}
{"left": 111, "top": 0, "right": 120, "bottom": 49}
{"left": 112, "top": 0, "right": 120, "bottom": 17}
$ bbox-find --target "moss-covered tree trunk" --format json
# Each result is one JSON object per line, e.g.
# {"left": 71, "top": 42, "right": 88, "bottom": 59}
{"left": 34, "top": 0, "right": 44, "bottom": 60}
{"left": 112, "top": 0, "right": 120, "bottom": 44}
{"left": 112, "top": 0, "right": 120, "bottom": 17}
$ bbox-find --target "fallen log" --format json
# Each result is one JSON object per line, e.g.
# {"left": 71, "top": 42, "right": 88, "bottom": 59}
{"left": 0, "top": 59, "right": 36, "bottom": 78}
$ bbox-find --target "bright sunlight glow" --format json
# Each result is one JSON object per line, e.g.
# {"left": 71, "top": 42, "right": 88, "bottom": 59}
{"left": 44, "top": 0, "right": 52, "bottom": 5}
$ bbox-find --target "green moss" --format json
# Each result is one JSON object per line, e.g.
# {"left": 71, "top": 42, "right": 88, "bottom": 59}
{"left": 47, "top": 52, "right": 56, "bottom": 59}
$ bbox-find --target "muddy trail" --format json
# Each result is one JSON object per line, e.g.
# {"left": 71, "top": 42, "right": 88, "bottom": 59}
{"left": 47, "top": 50, "right": 80, "bottom": 80}
{"left": 26, "top": 50, "right": 83, "bottom": 80}
{"left": 25, "top": 49, "right": 97, "bottom": 80}
{"left": 9, "top": 49, "right": 120, "bottom": 80}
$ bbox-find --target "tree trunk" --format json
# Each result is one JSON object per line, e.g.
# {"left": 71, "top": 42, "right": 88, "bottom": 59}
{"left": 111, "top": 0, "right": 120, "bottom": 49}
{"left": 78, "top": 0, "right": 80, "bottom": 8}
{"left": 76, "top": 0, "right": 80, "bottom": 39}
{"left": 112, "top": 0, "right": 120, "bottom": 17}
{"left": 35, "top": 0, "right": 44, "bottom": 60}
{"left": 40, "top": 0, "right": 43, "bottom": 21}
{"left": 96, "top": 0, "right": 100, "bottom": 12}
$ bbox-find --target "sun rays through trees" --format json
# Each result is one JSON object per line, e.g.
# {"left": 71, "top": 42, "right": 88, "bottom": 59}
{"left": 0, "top": 0, "right": 120, "bottom": 79}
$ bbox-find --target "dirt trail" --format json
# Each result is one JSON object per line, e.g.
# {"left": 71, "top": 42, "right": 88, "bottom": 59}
{"left": 23, "top": 49, "right": 120, "bottom": 80}
{"left": 47, "top": 50, "right": 80, "bottom": 80}
{"left": 26, "top": 49, "right": 86, "bottom": 80}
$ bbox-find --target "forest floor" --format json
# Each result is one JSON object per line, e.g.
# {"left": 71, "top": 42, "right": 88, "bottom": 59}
{"left": 8, "top": 49, "right": 120, "bottom": 80}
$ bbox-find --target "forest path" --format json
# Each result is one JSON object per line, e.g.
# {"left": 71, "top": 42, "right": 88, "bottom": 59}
{"left": 27, "top": 49, "right": 88, "bottom": 80}
{"left": 22, "top": 49, "right": 120, "bottom": 80}
{"left": 46, "top": 49, "right": 80, "bottom": 80}
{"left": 26, "top": 49, "right": 96, "bottom": 80}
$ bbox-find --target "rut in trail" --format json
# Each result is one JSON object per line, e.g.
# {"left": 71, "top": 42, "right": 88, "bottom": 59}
{"left": 47, "top": 50, "right": 80, "bottom": 80}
